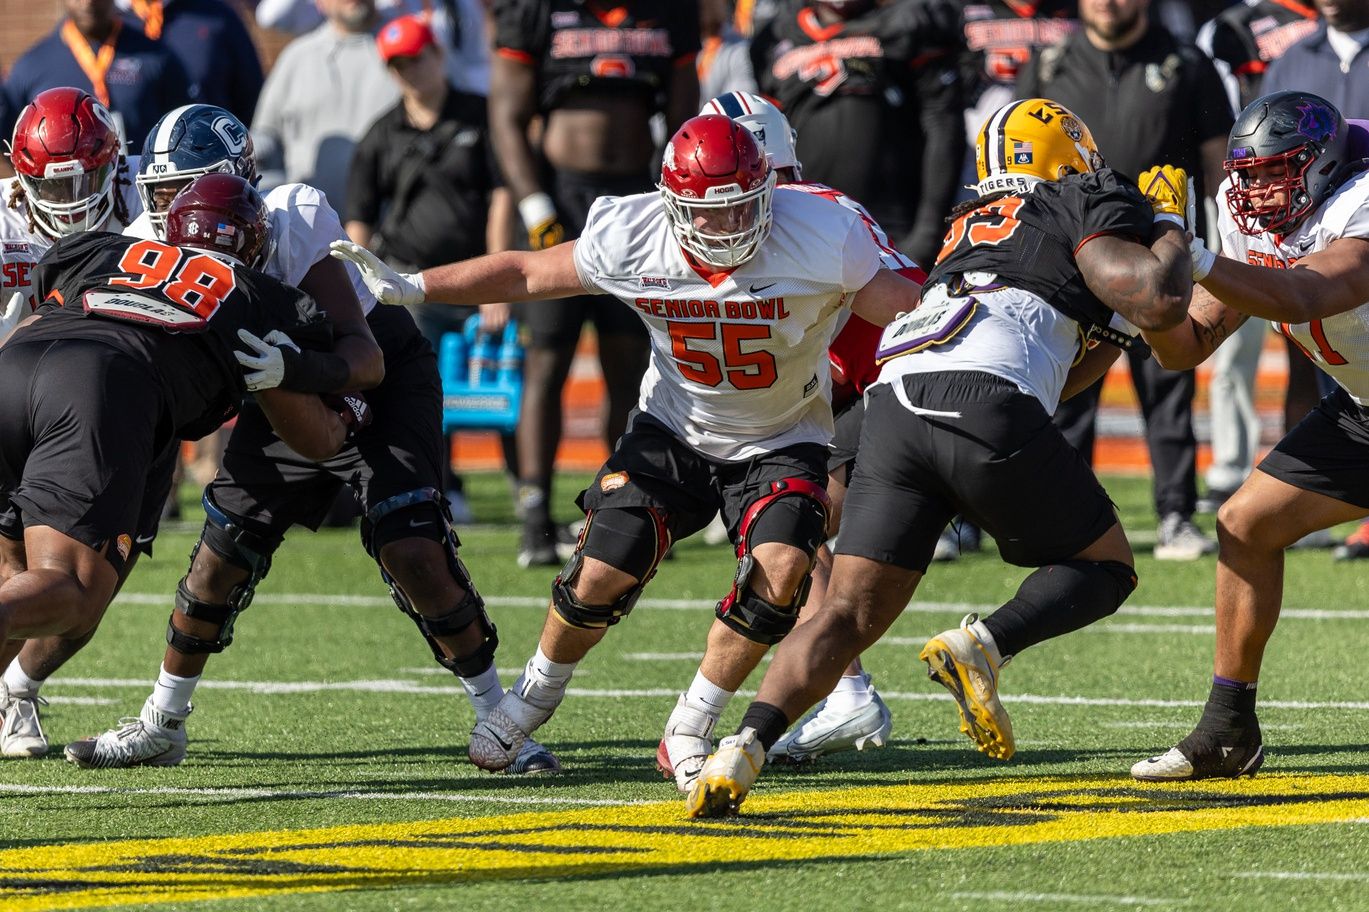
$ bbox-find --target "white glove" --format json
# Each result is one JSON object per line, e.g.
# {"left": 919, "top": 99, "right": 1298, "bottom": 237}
{"left": 0, "top": 292, "right": 27, "bottom": 339}
{"left": 234, "top": 328, "right": 300, "bottom": 391}
{"left": 328, "top": 240, "right": 426, "bottom": 307}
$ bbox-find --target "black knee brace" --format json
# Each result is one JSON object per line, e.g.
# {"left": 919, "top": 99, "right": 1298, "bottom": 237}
{"left": 551, "top": 507, "right": 670, "bottom": 629}
{"left": 362, "top": 488, "right": 498, "bottom": 678}
{"left": 166, "top": 493, "right": 275, "bottom": 656}
{"left": 982, "top": 559, "right": 1138, "bottom": 658}
{"left": 716, "top": 478, "right": 831, "bottom": 645}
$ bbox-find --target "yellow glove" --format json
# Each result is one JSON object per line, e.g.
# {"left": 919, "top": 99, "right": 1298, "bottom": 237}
{"left": 519, "top": 192, "right": 566, "bottom": 250}
{"left": 1138, "top": 165, "right": 1190, "bottom": 227}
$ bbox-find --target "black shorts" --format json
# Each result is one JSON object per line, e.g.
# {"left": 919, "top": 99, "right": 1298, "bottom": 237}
{"left": 207, "top": 305, "right": 444, "bottom": 547}
{"left": 837, "top": 371, "right": 1118, "bottom": 572}
{"left": 828, "top": 397, "right": 864, "bottom": 477}
{"left": 578, "top": 410, "right": 828, "bottom": 546}
{"left": 1257, "top": 387, "right": 1369, "bottom": 509}
{"left": 0, "top": 338, "right": 170, "bottom": 572}
{"left": 514, "top": 169, "right": 652, "bottom": 348}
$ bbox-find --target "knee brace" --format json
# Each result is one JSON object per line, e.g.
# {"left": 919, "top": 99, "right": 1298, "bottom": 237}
{"left": 166, "top": 493, "right": 275, "bottom": 656}
{"left": 363, "top": 488, "right": 498, "bottom": 678}
{"left": 551, "top": 507, "right": 670, "bottom": 629}
{"left": 716, "top": 478, "right": 831, "bottom": 645}
{"left": 984, "top": 559, "right": 1138, "bottom": 658}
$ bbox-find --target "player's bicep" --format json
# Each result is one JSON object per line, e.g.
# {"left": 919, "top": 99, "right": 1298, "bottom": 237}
{"left": 254, "top": 388, "right": 346, "bottom": 461}
{"left": 1076, "top": 232, "right": 1182, "bottom": 330}
{"left": 1288, "top": 237, "right": 1369, "bottom": 319}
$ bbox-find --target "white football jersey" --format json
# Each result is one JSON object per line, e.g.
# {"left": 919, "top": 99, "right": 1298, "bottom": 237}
{"left": 1217, "top": 170, "right": 1369, "bottom": 402}
{"left": 0, "top": 156, "right": 143, "bottom": 310}
{"left": 125, "top": 182, "right": 377, "bottom": 316}
{"left": 573, "top": 189, "right": 882, "bottom": 460}
{"left": 780, "top": 181, "right": 918, "bottom": 273}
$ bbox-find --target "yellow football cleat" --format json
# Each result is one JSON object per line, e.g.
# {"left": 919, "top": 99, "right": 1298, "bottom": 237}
{"left": 685, "top": 728, "right": 766, "bottom": 819}
{"left": 920, "top": 614, "right": 1015, "bottom": 761}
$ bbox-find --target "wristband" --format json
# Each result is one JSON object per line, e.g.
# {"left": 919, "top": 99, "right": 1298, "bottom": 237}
{"left": 280, "top": 348, "right": 353, "bottom": 394}
{"left": 1191, "top": 240, "right": 1217, "bottom": 282}
{"left": 1153, "top": 213, "right": 1185, "bottom": 227}
{"left": 518, "top": 192, "right": 556, "bottom": 229}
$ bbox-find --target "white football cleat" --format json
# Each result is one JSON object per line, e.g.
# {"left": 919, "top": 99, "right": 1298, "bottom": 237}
{"left": 64, "top": 698, "right": 188, "bottom": 769}
{"left": 655, "top": 694, "right": 716, "bottom": 792}
{"left": 685, "top": 728, "right": 766, "bottom": 819}
{"left": 508, "top": 738, "right": 563, "bottom": 776}
{"left": 0, "top": 682, "right": 48, "bottom": 758}
{"left": 468, "top": 686, "right": 559, "bottom": 772}
{"left": 767, "top": 691, "right": 892, "bottom": 765}
{"left": 920, "top": 614, "right": 1014, "bottom": 760}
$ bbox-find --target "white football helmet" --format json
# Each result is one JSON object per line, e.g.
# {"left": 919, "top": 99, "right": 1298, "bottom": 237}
{"left": 700, "top": 91, "right": 801, "bottom": 179}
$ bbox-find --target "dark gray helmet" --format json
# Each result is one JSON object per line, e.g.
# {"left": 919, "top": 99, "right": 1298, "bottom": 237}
{"left": 1224, "top": 90, "right": 1350, "bottom": 236}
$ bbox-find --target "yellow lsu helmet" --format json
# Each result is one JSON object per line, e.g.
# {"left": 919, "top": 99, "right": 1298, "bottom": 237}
{"left": 975, "top": 98, "right": 1105, "bottom": 196}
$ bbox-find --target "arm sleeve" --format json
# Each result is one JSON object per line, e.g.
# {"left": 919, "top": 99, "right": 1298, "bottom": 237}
{"left": 493, "top": 0, "right": 549, "bottom": 63}
{"left": 840, "top": 212, "right": 883, "bottom": 293}
{"left": 344, "top": 125, "right": 383, "bottom": 226}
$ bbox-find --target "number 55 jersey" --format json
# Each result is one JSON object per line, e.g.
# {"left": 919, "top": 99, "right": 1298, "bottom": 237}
{"left": 572, "top": 188, "right": 882, "bottom": 460}
{"left": 18, "top": 231, "right": 329, "bottom": 438}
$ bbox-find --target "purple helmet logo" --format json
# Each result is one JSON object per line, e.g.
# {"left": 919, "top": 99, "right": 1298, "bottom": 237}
{"left": 1296, "top": 101, "right": 1337, "bottom": 143}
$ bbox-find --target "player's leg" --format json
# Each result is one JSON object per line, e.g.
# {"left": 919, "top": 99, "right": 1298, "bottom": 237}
{"left": 590, "top": 298, "right": 650, "bottom": 450}
{"left": 469, "top": 412, "right": 713, "bottom": 772}
{"left": 514, "top": 320, "right": 578, "bottom": 567}
{"left": 659, "top": 446, "right": 830, "bottom": 791}
{"left": 1134, "top": 394, "right": 1369, "bottom": 780}
{"left": 767, "top": 399, "right": 892, "bottom": 765}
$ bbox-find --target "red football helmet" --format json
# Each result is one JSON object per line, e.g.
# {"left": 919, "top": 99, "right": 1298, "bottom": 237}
{"left": 9, "top": 87, "right": 122, "bottom": 238}
{"left": 659, "top": 114, "right": 776, "bottom": 268}
{"left": 165, "top": 173, "right": 272, "bottom": 268}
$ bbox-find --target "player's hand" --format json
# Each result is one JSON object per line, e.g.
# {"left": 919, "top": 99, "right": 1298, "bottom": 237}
{"left": 1139, "top": 165, "right": 1190, "bottom": 227}
{"left": 519, "top": 192, "right": 566, "bottom": 250}
{"left": 328, "top": 240, "right": 426, "bottom": 307}
{"left": 479, "top": 301, "right": 510, "bottom": 334}
{"left": 0, "top": 292, "right": 27, "bottom": 339}
{"left": 235, "top": 328, "right": 301, "bottom": 391}
{"left": 322, "top": 391, "right": 372, "bottom": 434}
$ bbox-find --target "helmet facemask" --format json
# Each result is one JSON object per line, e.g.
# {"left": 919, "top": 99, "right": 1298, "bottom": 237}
{"left": 17, "top": 158, "right": 116, "bottom": 237}
{"left": 137, "top": 159, "right": 241, "bottom": 238}
{"left": 661, "top": 169, "right": 777, "bottom": 269}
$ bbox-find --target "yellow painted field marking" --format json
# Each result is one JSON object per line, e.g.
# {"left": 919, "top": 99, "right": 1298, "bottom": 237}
{"left": 4, "top": 773, "right": 1368, "bottom": 911}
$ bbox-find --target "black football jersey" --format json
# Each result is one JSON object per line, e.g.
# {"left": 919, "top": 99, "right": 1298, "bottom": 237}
{"left": 926, "top": 170, "right": 1152, "bottom": 328}
{"left": 21, "top": 231, "right": 329, "bottom": 439}
{"left": 493, "top": 0, "right": 700, "bottom": 112}
{"left": 1199, "top": 0, "right": 1319, "bottom": 109}
{"left": 961, "top": 0, "right": 1078, "bottom": 102}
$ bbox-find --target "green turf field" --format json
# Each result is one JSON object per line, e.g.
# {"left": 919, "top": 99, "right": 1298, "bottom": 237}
{"left": 3, "top": 473, "right": 1369, "bottom": 912}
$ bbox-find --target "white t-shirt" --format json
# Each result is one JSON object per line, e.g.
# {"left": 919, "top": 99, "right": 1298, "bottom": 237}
{"left": 1216, "top": 170, "right": 1369, "bottom": 402}
{"left": 572, "top": 189, "right": 882, "bottom": 460}
{"left": 0, "top": 156, "right": 143, "bottom": 310}
{"left": 125, "top": 182, "right": 377, "bottom": 316}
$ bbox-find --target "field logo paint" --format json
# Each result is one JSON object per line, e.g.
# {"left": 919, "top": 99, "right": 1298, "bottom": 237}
{"left": 4, "top": 774, "right": 1369, "bottom": 910}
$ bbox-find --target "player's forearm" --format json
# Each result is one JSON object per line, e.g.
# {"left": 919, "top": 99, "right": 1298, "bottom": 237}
{"left": 1061, "top": 343, "right": 1122, "bottom": 401}
{"left": 1140, "top": 287, "right": 1244, "bottom": 371}
{"left": 420, "top": 246, "right": 586, "bottom": 305}
{"left": 1199, "top": 252, "right": 1364, "bottom": 323}
{"left": 255, "top": 389, "right": 347, "bottom": 461}
{"left": 309, "top": 336, "right": 378, "bottom": 392}
{"left": 488, "top": 61, "right": 545, "bottom": 204}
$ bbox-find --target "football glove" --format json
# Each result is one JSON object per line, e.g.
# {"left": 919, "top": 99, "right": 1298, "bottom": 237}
{"left": 322, "top": 392, "right": 372, "bottom": 435}
{"left": 519, "top": 192, "right": 566, "bottom": 250}
{"left": 328, "top": 240, "right": 426, "bottom": 307}
{"left": 0, "top": 292, "right": 27, "bottom": 339}
{"left": 234, "top": 328, "right": 301, "bottom": 391}
{"left": 1139, "top": 164, "right": 1190, "bottom": 228}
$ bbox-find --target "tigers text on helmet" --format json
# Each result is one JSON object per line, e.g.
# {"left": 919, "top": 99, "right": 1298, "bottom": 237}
{"left": 700, "top": 91, "right": 801, "bottom": 179}
{"left": 138, "top": 104, "right": 257, "bottom": 237}
{"left": 8, "top": 87, "right": 122, "bottom": 239}
{"left": 1223, "top": 90, "right": 1351, "bottom": 237}
{"left": 165, "top": 173, "right": 271, "bottom": 269}
{"left": 974, "top": 98, "right": 1104, "bottom": 197}
{"left": 659, "top": 114, "right": 777, "bottom": 269}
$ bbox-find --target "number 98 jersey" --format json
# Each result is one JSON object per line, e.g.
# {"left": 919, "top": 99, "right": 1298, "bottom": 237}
{"left": 20, "top": 231, "right": 328, "bottom": 437}
{"left": 926, "top": 169, "right": 1152, "bottom": 330}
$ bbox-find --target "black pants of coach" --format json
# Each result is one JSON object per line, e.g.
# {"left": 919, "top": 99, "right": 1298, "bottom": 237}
{"left": 1054, "top": 347, "right": 1198, "bottom": 519}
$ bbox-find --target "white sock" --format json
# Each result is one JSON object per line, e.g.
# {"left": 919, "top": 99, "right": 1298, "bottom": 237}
{"left": 151, "top": 664, "right": 200, "bottom": 719}
{"left": 517, "top": 646, "right": 576, "bottom": 708}
{"left": 967, "top": 618, "right": 1006, "bottom": 667}
{"left": 460, "top": 665, "right": 504, "bottom": 722}
{"left": 683, "top": 669, "right": 733, "bottom": 718}
{"left": 824, "top": 672, "right": 874, "bottom": 714}
{"left": 2, "top": 658, "right": 44, "bottom": 699}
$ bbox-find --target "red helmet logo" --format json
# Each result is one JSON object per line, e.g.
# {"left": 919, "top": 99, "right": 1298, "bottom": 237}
{"left": 10, "top": 87, "right": 122, "bottom": 238}
{"left": 659, "top": 114, "right": 776, "bottom": 267}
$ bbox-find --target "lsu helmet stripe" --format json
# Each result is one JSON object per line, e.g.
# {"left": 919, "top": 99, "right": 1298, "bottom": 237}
{"left": 988, "top": 99, "right": 1027, "bottom": 173}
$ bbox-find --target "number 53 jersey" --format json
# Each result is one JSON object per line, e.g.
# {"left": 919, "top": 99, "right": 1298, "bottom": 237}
{"left": 572, "top": 189, "right": 882, "bottom": 460}
{"left": 1216, "top": 170, "right": 1369, "bottom": 402}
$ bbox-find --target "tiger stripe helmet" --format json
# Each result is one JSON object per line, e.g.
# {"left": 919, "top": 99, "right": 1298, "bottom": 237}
{"left": 975, "top": 98, "right": 1104, "bottom": 196}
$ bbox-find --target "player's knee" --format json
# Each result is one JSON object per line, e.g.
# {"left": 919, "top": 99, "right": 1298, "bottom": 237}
{"left": 1020, "top": 559, "right": 1137, "bottom": 622}
{"left": 378, "top": 537, "right": 452, "bottom": 605}
{"left": 746, "top": 541, "right": 811, "bottom": 603}
{"left": 185, "top": 545, "right": 248, "bottom": 603}
{"left": 552, "top": 508, "right": 669, "bottom": 629}
{"left": 1216, "top": 491, "right": 1284, "bottom": 552}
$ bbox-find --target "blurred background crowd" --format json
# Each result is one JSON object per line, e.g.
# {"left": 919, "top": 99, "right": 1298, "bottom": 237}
{"left": 1, "top": 0, "right": 1366, "bottom": 566}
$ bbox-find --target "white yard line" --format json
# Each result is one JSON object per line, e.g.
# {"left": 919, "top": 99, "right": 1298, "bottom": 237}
{"left": 0, "top": 783, "right": 644, "bottom": 806}
{"left": 953, "top": 891, "right": 1182, "bottom": 907}
{"left": 1237, "top": 871, "right": 1369, "bottom": 882}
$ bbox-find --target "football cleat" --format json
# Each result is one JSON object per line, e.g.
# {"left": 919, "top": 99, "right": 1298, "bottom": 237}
{"left": 685, "top": 728, "right": 766, "bottom": 819}
{"left": 0, "top": 683, "right": 48, "bottom": 759}
{"left": 64, "top": 698, "right": 189, "bottom": 769}
{"left": 1131, "top": 724, "right": 1264, "bottom": 781}
{"left": 920, "top": 614, "right": 1014, "bottom": 760}
{"left": 468, "top": 686, "right": 559, "bottom": 772}
{"left": 508, "top": 738, "right": 563, "bottom": 776}
{"left": 767, "top": 691, "right": 892, "bottom": 765}
{"left": 656, "top": 694, "right": 717, "bottom": 792}
{"left": 1154, "top": 513, "right": 1216, "bottom": 562}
